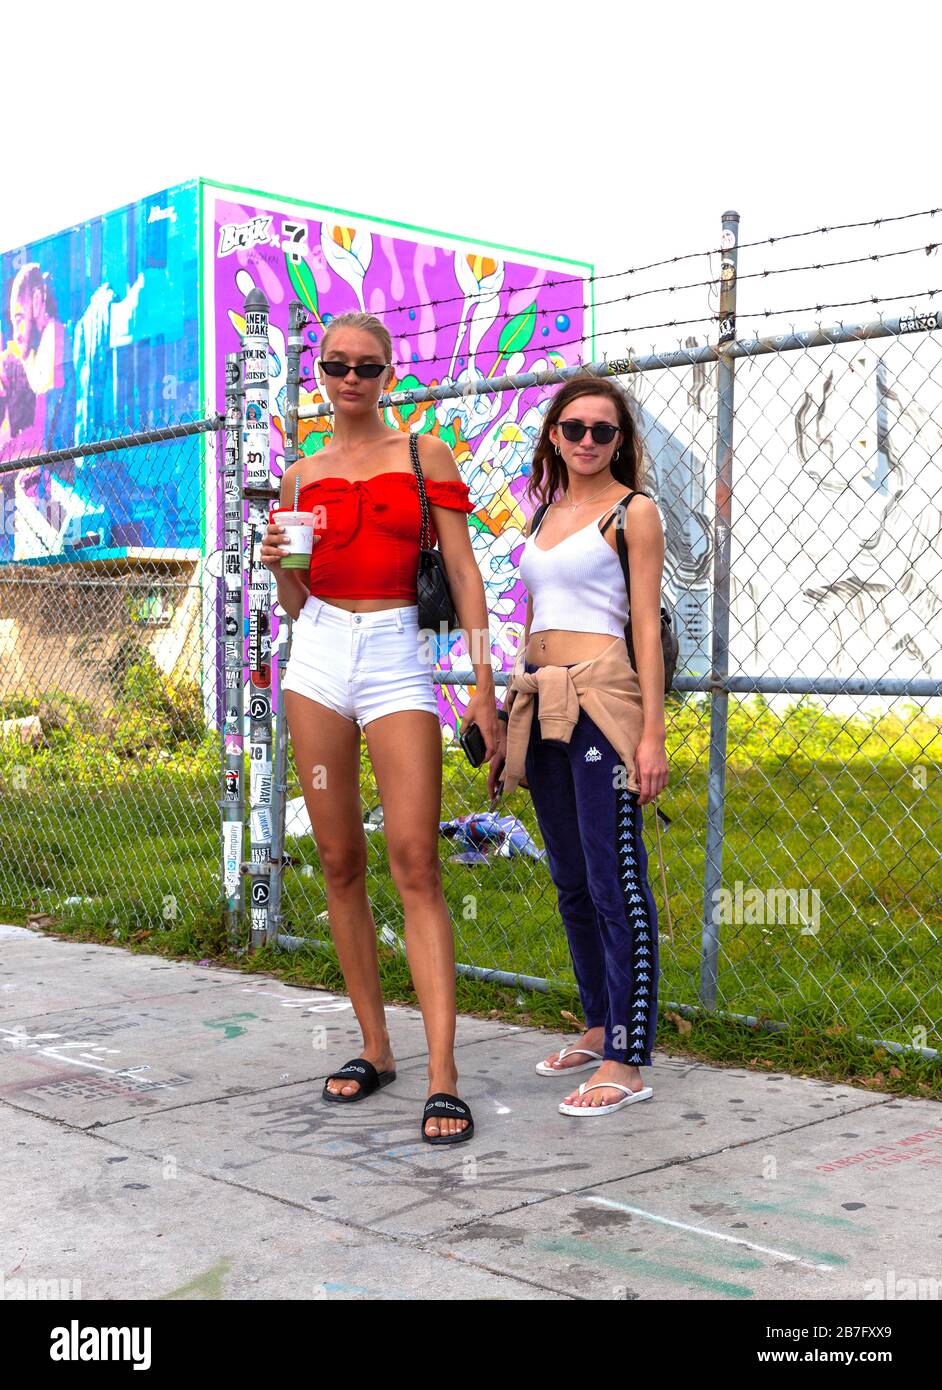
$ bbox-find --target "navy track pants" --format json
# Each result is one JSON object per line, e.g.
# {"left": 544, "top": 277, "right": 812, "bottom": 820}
{"left": 523, "top": 661, "right": 659, "bottom": 1065}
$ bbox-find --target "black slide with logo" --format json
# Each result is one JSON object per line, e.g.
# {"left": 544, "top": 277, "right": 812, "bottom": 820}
{"left": 322, "top": 1057, "right": 397, "bottom": 1103}
{"left": 422, "top": 1091, "right": 475, "bottom": 1144}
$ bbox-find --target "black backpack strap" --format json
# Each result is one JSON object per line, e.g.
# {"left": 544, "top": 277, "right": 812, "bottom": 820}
{"left": 599, "top": 490, "right": 642, "bottom": 536}
{"left": 530, "top": 499, "right": 552, "bottom": 537}
{"left": 608, "top": 491, "right": 644, "bottom": 616}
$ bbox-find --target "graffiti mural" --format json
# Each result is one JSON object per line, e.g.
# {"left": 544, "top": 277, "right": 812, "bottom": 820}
{"left": 630, "top": 334, "right": 942, "bottom": 694}
{"left": 203, "top": 184, "right": 593, "bottom": 729}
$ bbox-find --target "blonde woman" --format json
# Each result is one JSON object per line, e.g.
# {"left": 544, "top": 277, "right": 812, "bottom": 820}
{"left": 261, "top": 312, "right": 499, "bottom": 1144}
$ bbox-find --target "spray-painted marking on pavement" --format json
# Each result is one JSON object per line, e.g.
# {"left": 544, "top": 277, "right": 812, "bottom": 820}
{"left": 582, "top": 1196, "right": 841, "bottom": 1271}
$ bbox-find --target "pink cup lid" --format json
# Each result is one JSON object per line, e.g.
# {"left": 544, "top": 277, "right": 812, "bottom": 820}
{"left": 271, "top": 508, "right": 316, "bottom": 524}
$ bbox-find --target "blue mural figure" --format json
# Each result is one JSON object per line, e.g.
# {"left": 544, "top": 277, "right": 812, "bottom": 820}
{"left": 0, "top": 263, "right": 83, "bottom": 560}
{"left": 0, "top": 187, "right": 200, "bottom": 562}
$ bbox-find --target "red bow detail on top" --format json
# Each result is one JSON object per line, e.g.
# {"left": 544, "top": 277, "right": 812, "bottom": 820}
{"left": 304, "top": 479, "right": 390, "bottom": 548}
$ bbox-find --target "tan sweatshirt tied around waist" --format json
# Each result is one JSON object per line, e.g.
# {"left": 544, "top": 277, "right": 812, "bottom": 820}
{"left": 502, "top": 635, "right": 645, "bottom": 796}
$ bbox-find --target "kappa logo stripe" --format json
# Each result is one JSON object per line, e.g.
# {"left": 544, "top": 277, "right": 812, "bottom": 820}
{"left": 616, "top": 796, "right": 657, "bottom": 1065}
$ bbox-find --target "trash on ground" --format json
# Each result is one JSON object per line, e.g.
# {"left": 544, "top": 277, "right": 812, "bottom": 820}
{"left": 378, "top": 924, "right": 406, "bottom": 954}
{"left": 439, "top": 812, "right": 545, "bottom": 863}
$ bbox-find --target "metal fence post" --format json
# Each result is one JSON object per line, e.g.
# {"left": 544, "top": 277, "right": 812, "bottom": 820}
{"left": 700, "top": 209, "right": 740, "bottom": 1008}
{"left": 241, "top": 288, "right": 275, "bottom": 949}
{"left": 221, "top": 353, "right": 246, "bottom": 945}
{"left": 267, "top": 298, "right": 308, "bottom": 945}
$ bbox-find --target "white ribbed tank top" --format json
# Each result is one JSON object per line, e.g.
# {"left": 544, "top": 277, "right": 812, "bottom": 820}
{"left": 520, "top": 504, "right": 629, "bottom": 637}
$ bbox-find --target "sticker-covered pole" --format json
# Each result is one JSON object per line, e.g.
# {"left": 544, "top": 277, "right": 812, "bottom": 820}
{"left": 221, "top": 352, "right": 246, "bottom": 945}
{"left": 241, "top": 288, "right": 275, "bottom": 949}
{"left": 267, "top": 298, "right": 309, "bottom": 945}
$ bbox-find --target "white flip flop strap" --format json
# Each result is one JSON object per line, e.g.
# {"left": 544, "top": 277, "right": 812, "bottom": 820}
{"left": 577, "top": 1081, "right": 634, "bottom": 1098}
{"left": 559, "top": 1047, "right": 601, "bottom": 1061}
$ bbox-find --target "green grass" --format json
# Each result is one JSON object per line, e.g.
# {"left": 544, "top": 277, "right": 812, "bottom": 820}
{"left": 2, "top": 688, "right": 941, "bottom": 1095}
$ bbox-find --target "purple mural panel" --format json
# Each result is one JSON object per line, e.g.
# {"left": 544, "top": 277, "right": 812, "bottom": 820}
{"left": 207, "top": 190, "right": 590, "bottom": 730}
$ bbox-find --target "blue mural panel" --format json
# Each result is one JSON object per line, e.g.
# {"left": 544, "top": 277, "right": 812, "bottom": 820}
{"left": 0, "top": 182, "right": 200, "bottom": 562}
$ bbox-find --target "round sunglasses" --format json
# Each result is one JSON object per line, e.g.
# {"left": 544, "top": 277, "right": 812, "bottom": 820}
{"left": 558, "top": 419, "right": 621, "bottom": 445}
{"left": 320, "top": 359, "right": 391, "bottom": 379}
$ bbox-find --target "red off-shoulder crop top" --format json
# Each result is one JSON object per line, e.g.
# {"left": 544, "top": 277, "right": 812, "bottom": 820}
{"left": 297, "top": 470, "right": 475, "bottom": 600}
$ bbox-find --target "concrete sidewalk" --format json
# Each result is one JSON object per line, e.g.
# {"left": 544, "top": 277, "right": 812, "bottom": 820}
{"left": 2, "top": 922, "right": 939, "bottom": 1301}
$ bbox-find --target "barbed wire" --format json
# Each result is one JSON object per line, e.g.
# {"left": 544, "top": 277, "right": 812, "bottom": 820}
{"left": 307, "top": 203, "right": 942, "bottom": 326}
{"left": 330, "top": 286, "right": 942, "bottom": 375}
{"left": 736, "top": 205, "right": 941, "bottom": 255}
{"left": 300, "top": 240, "right": 941, "bottom": 361}
{"left": 736, "top": 285, "right": 940, "bottom": 324}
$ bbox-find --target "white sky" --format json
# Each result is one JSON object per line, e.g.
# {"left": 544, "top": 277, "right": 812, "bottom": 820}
{"left": 5, "top": 0, "right": 938, "bottom": 352}
{"left": 4, "top": 0, "right": 939, "bottom": 697}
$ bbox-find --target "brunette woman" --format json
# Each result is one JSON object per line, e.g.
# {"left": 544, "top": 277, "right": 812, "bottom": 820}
{"left": 488, "top": 377, "right": 669, "bottom": 1116}
{"left": 261, "top": 312, "right": 499, "bottom": 1144}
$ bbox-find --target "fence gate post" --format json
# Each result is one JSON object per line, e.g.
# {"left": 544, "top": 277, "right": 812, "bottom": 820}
{"left": 267, "top": 298, "right": 308, "bottom": 945}
{"left": 221, "top": 352, "right": 247, "bottom": 945}
{"left": 700, "top": 209, "right": 740, "bottom": 1009}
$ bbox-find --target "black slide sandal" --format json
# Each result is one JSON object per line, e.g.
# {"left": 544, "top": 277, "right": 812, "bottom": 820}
{"left": 421, "top": 1092, "right": 475, "bottom": 1144}
{"left": 322, "top": 1058, "right": 396, "bottom": 1103}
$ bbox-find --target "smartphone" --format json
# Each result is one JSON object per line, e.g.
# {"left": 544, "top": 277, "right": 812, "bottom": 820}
{"left": 459, "top": 722, "right": 487, "bottom": 767}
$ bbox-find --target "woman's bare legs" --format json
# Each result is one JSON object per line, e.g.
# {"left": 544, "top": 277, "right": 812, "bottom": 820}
{"left": 284, "top": 690, "right": 394, "bottom": 1096}
{"left": 364, "top": 709, "right": 467, "bottom": 1139}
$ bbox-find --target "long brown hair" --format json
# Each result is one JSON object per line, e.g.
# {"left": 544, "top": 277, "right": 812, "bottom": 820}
{"left": 526, "top": 375, "right": 645, "bottom": 507}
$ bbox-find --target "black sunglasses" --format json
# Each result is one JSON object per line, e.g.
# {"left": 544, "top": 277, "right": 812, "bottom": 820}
{"left": 320, "top": 359, "right": 390, "bottom": 379}
{"left": 558, "top": 419, "right": 621, "bottom": 445}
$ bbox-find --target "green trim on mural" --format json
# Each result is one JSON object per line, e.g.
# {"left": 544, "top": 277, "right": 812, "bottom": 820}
{"left": 197, "top": 179, "right": 207, "bottom": 558}
{"left": 589, "top": 264, "right": 596, "bottom": 358}
{"left": 198, "top": 177, "right": 591, "bottom": 272}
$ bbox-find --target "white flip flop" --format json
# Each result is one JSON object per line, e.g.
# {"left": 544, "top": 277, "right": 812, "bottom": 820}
{"left": 535, "top": 1045, "right": 604, "bottom": 1076}
{"left": 559, "top": 1081, "right": 654, "bottom": 1115}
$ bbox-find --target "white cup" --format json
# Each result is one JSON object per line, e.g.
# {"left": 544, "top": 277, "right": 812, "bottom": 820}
{"left": 272, "top": 509, "right": 317, "bottom": 569}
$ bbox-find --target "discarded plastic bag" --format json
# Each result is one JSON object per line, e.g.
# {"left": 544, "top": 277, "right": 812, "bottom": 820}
{"left": 439, "top": 811, "right": 545, "bottom": 864}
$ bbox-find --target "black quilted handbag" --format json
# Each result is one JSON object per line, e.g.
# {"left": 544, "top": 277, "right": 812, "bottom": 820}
{"left": 410, "top": 432, "right": 459, "bottom": 632}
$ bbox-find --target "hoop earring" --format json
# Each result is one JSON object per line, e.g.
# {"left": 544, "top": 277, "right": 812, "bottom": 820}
{"left": 555, "top": 444, "right": 561, "bottom": 457}
{"left": 613, "top": 448, "right": 621, "bottom": 462}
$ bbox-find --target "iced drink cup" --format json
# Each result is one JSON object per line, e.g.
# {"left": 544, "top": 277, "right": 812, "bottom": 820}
{"left": 272, "top": 509, "right": 316, "bottom": 569}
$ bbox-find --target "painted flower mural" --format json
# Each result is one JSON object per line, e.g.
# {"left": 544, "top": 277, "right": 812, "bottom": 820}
{"left": 211, "top": 193, "right": 591, "bottom": 731}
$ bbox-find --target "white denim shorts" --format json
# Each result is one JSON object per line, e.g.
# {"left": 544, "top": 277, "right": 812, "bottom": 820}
{"left": 281, "top": 593, "right": 440, "bottom": 727}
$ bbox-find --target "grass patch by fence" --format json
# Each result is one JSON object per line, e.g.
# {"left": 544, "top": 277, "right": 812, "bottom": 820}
{"left": 2, "top": 688, "right": 940, "bottom": 1085}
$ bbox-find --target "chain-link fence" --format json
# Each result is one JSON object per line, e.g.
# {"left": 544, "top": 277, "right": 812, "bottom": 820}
{"left": 3, "top": 226, "right": 940, "bottom": 1058}
{"left": 625, "top": 320, "right": 942, "bottom": 1057}
{"left": 0, "top": 418, "right": 222, "bottom": 941}
{"left": 277, "top": 310, "right": 942, "bottom": 1057}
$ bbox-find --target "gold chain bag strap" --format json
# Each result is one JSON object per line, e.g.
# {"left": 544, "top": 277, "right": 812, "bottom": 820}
{"left": 409, "top": 432, "right": 459, "bottom": 632}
